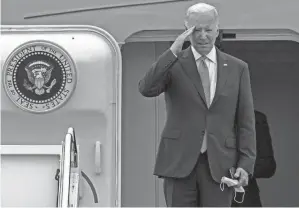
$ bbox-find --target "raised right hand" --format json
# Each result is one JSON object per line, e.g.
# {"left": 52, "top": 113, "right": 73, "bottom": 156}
{"left": 170, "top": 26, "right": 195, "bottom": 56}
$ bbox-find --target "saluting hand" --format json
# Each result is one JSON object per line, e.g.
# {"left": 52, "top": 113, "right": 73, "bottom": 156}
{"left": 170, "top": 26, "right": 195, "bottom": 56}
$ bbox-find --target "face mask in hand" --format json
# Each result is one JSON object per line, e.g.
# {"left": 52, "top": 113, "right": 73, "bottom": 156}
{"left": 220, "top": 177, "right": 245, "bottom": 204}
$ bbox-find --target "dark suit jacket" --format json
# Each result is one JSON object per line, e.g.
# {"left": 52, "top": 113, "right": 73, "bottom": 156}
{"left": 232, "top": 110, "right": 276, "bottom": 207}
{"left": 138, "top": 47, "right": 256, "bottom": 182}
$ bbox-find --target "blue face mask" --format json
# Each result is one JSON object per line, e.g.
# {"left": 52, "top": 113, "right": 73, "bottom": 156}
{"left": 220, "top": 177, "right": 245, "bottom": 204}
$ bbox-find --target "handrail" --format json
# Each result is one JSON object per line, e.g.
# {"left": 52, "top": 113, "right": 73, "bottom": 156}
{"left": 68, "top": 127, "right": 78, "bottom": 168}
{"left": 58, "top": 127, "right": 98, "bottom": 207}
{"left": 57, "top": 140, "right": 65, "bottom": 207}
{"left": 61, "top": 133, "right": 72, "bottom": 208}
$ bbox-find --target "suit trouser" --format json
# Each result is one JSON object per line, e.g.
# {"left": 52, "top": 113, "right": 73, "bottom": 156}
{"left": 163, "top": 152, "right": 234, "bottom": 207}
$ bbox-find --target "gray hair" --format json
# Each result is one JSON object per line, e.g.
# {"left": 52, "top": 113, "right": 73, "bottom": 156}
{"left": 184, "top": 3, "right": 219, "bottom": 28}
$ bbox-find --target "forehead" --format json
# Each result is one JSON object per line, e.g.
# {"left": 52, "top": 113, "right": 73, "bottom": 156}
{"left": 187, "top": 11, "right": 217, "bottom": 27}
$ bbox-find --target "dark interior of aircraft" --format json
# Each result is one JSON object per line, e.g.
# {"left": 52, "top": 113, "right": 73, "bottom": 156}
{"left": 179, "top": 34, "right": 299, "bottom": 206}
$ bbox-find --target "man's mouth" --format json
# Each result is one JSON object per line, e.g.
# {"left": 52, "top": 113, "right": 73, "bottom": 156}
{"left": 198, "top": 43, "right": 209, "bottom": 46}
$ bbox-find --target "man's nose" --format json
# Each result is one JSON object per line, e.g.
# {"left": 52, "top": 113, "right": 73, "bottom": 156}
{"left": 196, "top": 31, "right": 208, "bottom": 39}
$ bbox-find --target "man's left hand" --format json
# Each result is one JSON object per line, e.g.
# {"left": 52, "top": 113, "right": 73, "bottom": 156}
{"left": 234, "top": 167, "right": 249, "bottom": 187}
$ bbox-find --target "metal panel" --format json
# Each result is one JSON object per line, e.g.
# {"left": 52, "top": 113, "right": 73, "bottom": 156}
{"left": 121, "top": 42, "right": 170, "bottom": 206}
{"left": 1, "top": 154, "right": 60, "bottom": 207}
{"left": 121, "top": 42, "right": 157, "bottom": 206}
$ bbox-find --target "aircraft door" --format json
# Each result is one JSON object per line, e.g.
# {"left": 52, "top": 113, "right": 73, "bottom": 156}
{"left": 0, "top": 25, "right": 122, "bottom": 207}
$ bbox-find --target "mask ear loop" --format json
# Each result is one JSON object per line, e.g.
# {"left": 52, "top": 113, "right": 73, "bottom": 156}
{"left": 220, "top": 180, "right": 245, "bottom": 204}
{"left": 233, "top": 190, "right": 245, "bottom": 204}
{"left": 220, "top": 182, "right": 225, "bottom": 191}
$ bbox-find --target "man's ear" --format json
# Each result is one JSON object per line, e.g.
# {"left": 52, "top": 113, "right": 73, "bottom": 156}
{"left": 216, "top": 24, "right": 220, "bottom": 35}
{"left": 184, "top": 21, "right": 189, "bottom": 31}
{"left": 184, "top": 22, "right": 188, "bottom": 31}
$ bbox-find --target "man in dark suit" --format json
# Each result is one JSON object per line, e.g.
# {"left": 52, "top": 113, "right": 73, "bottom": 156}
{"left": 138, "top": 3, "right": 256, "bottom": 207}
{"left": 232, "top": 110, "right": 276, "bottom": 207}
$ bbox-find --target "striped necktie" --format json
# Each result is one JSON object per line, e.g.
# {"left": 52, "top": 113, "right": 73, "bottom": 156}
{"left": 196, "top": 56, "right": 211, "bottom": 153}
{"left": 197, "top": 56, "right": 210, "bottom": 107}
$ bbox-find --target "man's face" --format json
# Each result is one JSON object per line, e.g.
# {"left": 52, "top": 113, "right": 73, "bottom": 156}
{"left": 186, "top": 11, "right": 219, "bottom": 55}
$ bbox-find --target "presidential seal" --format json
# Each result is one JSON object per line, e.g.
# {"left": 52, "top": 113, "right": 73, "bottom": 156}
{"left": 3, "top": 40, "right": 77, "bottom": 113}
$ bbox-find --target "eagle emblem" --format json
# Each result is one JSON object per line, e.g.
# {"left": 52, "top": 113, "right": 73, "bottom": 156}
{"left": 23, "top": 61, "right": 57, "bottom": 95}
{"left": 3, "top": 41, "right": 76, "bottom": 113}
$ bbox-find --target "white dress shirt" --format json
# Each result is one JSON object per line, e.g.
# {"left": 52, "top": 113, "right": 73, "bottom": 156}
{"left": 191, "top": 46, "right": 218, "bottom": 153}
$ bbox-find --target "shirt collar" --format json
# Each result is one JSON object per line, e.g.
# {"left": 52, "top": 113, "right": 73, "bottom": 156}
{"left": 191, "top": 45, "right": 217, "bottom": 63}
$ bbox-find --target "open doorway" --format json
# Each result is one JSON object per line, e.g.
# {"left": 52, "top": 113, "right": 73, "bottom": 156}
{"left": 121, "top": 31, "right": 299, "bottom": 207}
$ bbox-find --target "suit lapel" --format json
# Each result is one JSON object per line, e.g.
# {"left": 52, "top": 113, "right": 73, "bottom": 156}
{"left": 178, "top": 47, "right": 207, "bottom": 106}
{"left": 210, "top": 48, "right": 229, "bottom": 107}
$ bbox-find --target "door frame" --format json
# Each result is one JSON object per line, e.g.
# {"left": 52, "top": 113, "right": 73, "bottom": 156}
{"left": 125, "top": 28, "right": 299, "bottom": 43}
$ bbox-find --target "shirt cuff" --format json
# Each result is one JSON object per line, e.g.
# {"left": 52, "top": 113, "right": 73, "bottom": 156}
{"left": 171, "top": 51, "right": 177, "bottom": 57}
